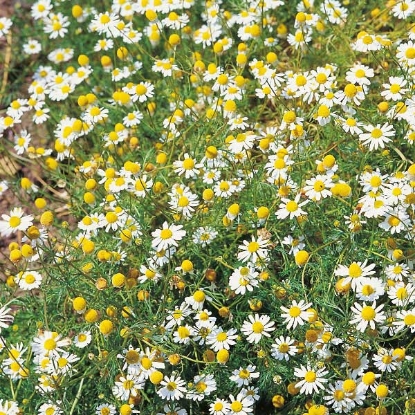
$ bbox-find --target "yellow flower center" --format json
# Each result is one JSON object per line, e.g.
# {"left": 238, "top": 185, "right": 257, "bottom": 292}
{"left": 370, "top": 176, "right": 381, "bottom": 187}
{"left": 317, "top": 105, "right": 330, "bottom": 117}
{"left": 382, "top": 355, "right": 393, "bottom": 364}
{"left": 296, "top": 75, "right": 307, "bottom": 86}
{"left": 9, "top": 216, "right": 21, "bottom": 228}
{"left": 247, "top": 241, "right": 259, "bottom": 253}
{"left": 25, "top": 274, "right": 36, "bottom": 284}
{"left": 404, "top": 314, "right": 415, "bottom": 326}
{"left": 333, "top": 390, "right": 345, "bottom": 401}
{"left": 58, "top": 357, "right": 68, "bottom": 368}
{"left": 123, "top": 379, "right": 134, "bottom": 390}
{"left": 348, "top": 263, "right": 362, "bottom": 278}
{"left": 289, "top": 306, "right": 301, "bottom": 317}
{"left": 344, "top": 84, "right": 357, "bottom": 97}
{"left": 362, "top": 372, "right": 376, "bottom": 385}
{"left": 100, "top": 14, "right": 110, "bottom": 24}
{"left": 316, "top": 73, "right": 327, "bottom": 84}
{"left": 166, "top": 381, "right": 177, "bottom": 391}
{"left": 216, "top": 332, "right": 228, "bottom": 342}
{"left": 125, "top": 350, "right": 140, "bottom": 364}
{"left": 106, "top": 212, "right": 118, "bottom": 223}
{"left": 304, "top": 371, "right": 316, "bottom": 382}
{"left": 390, "top": 84, "right": 401, "bottom": 94}
{"left": 371, "top": 128, "right": 383, "bottom": 139}
{"left": 279, "top": 343, "right": 289, "bottom": 353}
{"left": 313, "top": 180, "right": 325, "bottom": 192}
{"left": 286, "top": 201, "right": 298, "bottom": 212}
{"left": 252, "top": 321, "right": 264, "bottom": 333}
{"left": 160, "top": 229, "right": 173, "bottom": 239}
{"left": 405, "top": 47, "right": 415, "bottom": 59}
{"left": 230, "top": 401, "right": 243, "bottom": 412}
{"left": 361, "top": 285, "right": 374, "bottom": 296}
{"left": 388, "top": 216, "right": 400, "bottom": 227}
{"left": 196, "top": 381, "right": 207, "bottom": 392}
{"left": 141, "top": 357, "right": 152, "bottom": 370}
{"left": 193, "top": 290, "right": 205, "bottom": 302}
{"left": 361, "top": 306, "right": 375, "bottom": 321}
{"left": 183, "top": 158, "right": 195, "bottom": 170}
{"left": 44, "top": 338, "right": 57, "bottom": 351}
{"left": 177, "top": 326, "right": 190, "bottom": 338}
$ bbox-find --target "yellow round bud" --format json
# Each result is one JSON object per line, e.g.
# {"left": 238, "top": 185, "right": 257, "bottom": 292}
{"left": 169, "top": 33, "right": 180, "bottom": 46}
{"left": 216, "top": 349, "right": 229, "bottom": 364}
{"left": 272, "top": 395, "right": 285, "bottom": 408}
{"left": 149, "top": 370, "right": 164, "bottom": 384}
{"left": 83, "top": 192, "right": 96, "bottom": 204}
{"left": 181, "top": 260, "right": 193, "bottom": 272}
{"left": 111, "top": 273, "right": 125, "bottom": 288}
{"left": 73, "top": 297, "right": 86, "bottom": 312}
{"left": 84, "top": 309, "right": 99, "bottom": 323}
{"left": 168, "top": 353, "right": 181, "bottom": 365}
{"left": 82, "top": 239, "right": 95, "bottom": 254}
{"left": 78, "top": 54, "right": 89, "bottom": 66}
{"left": 40, "top": 211, "right": 54, "bottom": 226}
{"left": 99, "top": 320, "right": 114, "bottom": 336}
{"left": 10, "top": 249, "right": 22, "bottom": 263}
{"left": 295, "top": 250, "right": 309, "bottom": 267}
{"left": 72, "top": 5, "right": 83, "bottom": 18}
{"left": 34, "top": 198, "right": 47, "bottom": 209}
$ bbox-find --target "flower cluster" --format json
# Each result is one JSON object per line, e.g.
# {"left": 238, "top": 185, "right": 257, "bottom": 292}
{"left": 1, "top": 0, "right": 415, "bottom": 414}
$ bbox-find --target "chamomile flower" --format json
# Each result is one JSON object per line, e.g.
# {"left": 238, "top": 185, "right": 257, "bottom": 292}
{"left": 73, "top": 331, "right": 92, "bottom": 348}
{"left": 349, "top": 301, "right": 386, "bottom": 332}
{"left": 345, "top": 64, "right": 374, "bottom": 86}
{"left": 209, "top": 398, "right": 230, "bottom": 415}
{"left": 354, "top": 277, "right": 385, "bottom": 302}
{"left": 323, "top": 381, "right": 355, "bottom": 413}
{"left": 280, "top": 299, "right": 312, "bottom": 330}
{"left": 281, "top": 235, "right": 305, "bottom": 255}
{"left": 206, "top": 327, "right": 238, "bottom": 351}
{"left": 387, "top": 282, "right": 415, "bottom": 306}
{"left": 31, "top": 330, "right": 71, "bottom": 357}
{"left": 229, "top": 266, "right": 259, "bottom": 295}
{"left": 0, "top": 208, "right": 34, "bottom": 237}
{"left": 185, "top": 290, "right": 210, "bottom": 310}
{"left": 271, "top": 336, "right": 298, "bottom": 361}
{"left": 393, "top": 308, "right": 415, "bottom": 333}
{"left": 378, "top": 210, "right": 411, "bottom": 234}
{"left": 158, "top": 374, "right": 187, "bottom": 401}
{"left": 391, "top": 0, "right": 415, "bottom": 19}
{"left": 241, "top": 314, "right": 275, "bottom": 344}
{"left": 96, "top": 403, "right": 116, "bottom": 415}
{"left": 276, "top": 194, "right": 308, "bottom": 220}
{"left": 90, "top": 12, "right": 121, "bottom": 37}
{"left": 381, "top": 76, "right": 408, "bottom": 101}
{"left": 228, "top": 393, "right": 255, "bottom": 415}
{"left": 230, "top": 365, "right": 260, "bottom": 387}
{"left": 151, "top": 222, "right": 186, "bottom": 251}
{"left": 173, "top": 153, "right": 202, "bottom": 179}
{"left": 303, "top": 174, "right": 333, "bottom": 201}
{"left": 372, "top": 348, "right": 399, "bottom": 372}
{"left": 294, "top": 364, "right": 328, "bottom": 395}
{"left": 0, "top": 17, "right": 12, "bottom": 37}
{"left": 334, "top": 260, "right": 376, "bottom": 289}
{"left": 187, "top": 373, "right": 217, "bottom": 401}
{"left": 192, "top": 226, "right": 218, "bottom": 246}
{"left": 112, "top": 373, "right": 145, "bottom": 400}
{"left": 237, "top": 236, "right": 269, "bottom": 264}
{"left": 37, "top": 401, "right": 63, "bottom": 415}
{"left": 16, "top": 270, "right": 43, "bottom": 291}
